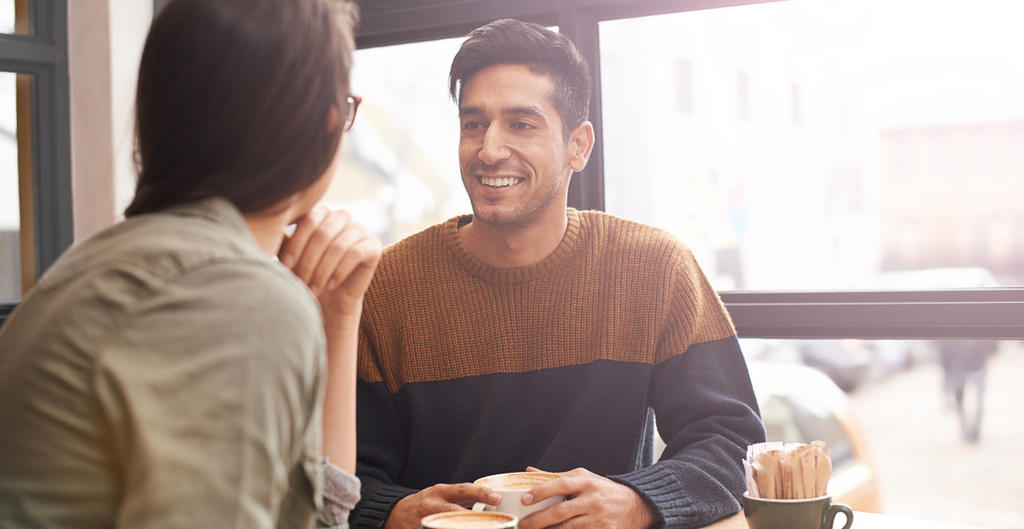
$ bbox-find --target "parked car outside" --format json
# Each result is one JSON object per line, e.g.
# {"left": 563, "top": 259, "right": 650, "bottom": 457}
{"left": 797, "top": 339, "right": 874, "bottom": 392}
{"left": 742, "top": 337, "right": 924, "bottom": 393}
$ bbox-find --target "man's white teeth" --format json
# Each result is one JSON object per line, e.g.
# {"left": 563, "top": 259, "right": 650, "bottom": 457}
{"left": 481, "top": 177, "right": 522, "bottom": 187}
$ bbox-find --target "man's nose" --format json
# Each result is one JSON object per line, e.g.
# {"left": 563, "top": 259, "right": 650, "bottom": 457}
{"left": 479, "top": 126, "right": 512, "bottom": 165}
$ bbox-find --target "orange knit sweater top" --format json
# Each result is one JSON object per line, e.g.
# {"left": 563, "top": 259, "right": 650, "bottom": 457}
{"left": 352, "top": 208, "right": 765, "bottom": 529}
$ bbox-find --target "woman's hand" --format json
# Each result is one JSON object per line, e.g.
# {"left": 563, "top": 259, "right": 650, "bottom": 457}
{"left": 278, "top": 205, "right": 382, "bottom": 321}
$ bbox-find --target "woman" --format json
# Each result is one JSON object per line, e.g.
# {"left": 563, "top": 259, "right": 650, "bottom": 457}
{"left": 0, "top": 0, "right": 378, "bottom": 527}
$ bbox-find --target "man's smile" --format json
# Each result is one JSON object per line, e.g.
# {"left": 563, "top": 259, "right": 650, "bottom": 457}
{"left": 479, "top": 176, "right": 524, "bottom": 187}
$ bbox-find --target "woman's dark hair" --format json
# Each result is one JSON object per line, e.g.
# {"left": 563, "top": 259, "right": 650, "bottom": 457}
{"left": 449, "top": 19, "right": 592, "bottom": 141}
{"left": 126, "top": 0, "right": 358, "bottom": 217}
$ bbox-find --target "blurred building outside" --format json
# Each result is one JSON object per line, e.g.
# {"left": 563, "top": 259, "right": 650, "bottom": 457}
{"left": 598, "top": 0, "right": 1024, "bottom": 291}
{"left": 879, "top": 121, "right": 1024, "bottom": 278}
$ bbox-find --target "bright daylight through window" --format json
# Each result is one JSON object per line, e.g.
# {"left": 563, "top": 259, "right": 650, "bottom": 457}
{"left": 0, "top": 0, "right": 13, "bottom": 34}
{"left": 0, "top": 71, "right": 20, "bottom": 303}
{"left": 601, "top": 0, "right": 1024, "bottom": 292}
{"left": 321, "top": 36, "right": 470, "bottom": 246}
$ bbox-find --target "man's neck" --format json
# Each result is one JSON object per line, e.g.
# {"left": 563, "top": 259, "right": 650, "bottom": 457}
{"left": 458, "top": 207, "right": 569, "bottom": 269}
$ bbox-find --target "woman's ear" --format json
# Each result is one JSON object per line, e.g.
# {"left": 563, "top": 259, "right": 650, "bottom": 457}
{"left": 568, "top": 121, "right": 595, "bottom": 172}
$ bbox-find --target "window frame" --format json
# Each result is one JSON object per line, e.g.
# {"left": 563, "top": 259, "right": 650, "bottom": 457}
{"left": 351, "top": 0, "right": 1024, "bottom": 341}
{"left": 0, "top": 0, "right": 72, "bottom": 329}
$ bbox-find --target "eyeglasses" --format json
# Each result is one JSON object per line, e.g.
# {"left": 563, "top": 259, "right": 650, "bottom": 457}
{"left": 344, "top": 95, "right": 361, "bottom": 131}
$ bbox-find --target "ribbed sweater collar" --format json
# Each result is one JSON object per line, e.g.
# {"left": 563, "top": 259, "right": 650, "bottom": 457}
{"left": 443, "top": 208, "right": 582, "bottom": 285}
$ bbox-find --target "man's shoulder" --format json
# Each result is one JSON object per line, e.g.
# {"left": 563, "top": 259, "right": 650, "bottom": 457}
{"left": 576, "top": 210, "right": 696, "bottom": 263}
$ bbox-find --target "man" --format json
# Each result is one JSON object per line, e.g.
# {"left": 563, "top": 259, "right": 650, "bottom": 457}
{"left": 350, "top": 19, "right": 764, "bottom": 529}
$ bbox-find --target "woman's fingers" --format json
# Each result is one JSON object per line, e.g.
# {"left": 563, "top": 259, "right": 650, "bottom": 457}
{"left": 279, "top": 206, "right": 381, "bottom": 316}
{"left": 292, "top": 209, "right": 353, "bottom": 285}
{"left": 279, "top": 205, "right": 330, "bottom": 270}
{"left": 308, "top": 223, "right": 370, "bottom": 296}
{"left": 327, "top": 236, "right": 381, "bottom": 294}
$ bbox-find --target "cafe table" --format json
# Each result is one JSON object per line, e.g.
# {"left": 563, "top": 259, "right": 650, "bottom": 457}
{"left": 702, "top": 512, "right": 983, "bottom": 529}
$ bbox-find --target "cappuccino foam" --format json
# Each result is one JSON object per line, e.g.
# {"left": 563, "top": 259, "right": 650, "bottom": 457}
{"left": 421, "top": 512, "right": 516, "bottom": 528}
{"left": 495, "top": 483, "right": 534, "bottom": 490}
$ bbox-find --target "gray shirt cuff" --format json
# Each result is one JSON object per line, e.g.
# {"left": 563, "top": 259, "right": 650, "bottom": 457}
{"left": 323, "top": 459, "right": 361, "bottom": 526}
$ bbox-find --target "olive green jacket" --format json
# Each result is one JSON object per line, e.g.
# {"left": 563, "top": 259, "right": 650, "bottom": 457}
{"left": 0, "top": 198, "right": 347, "bottom": 528}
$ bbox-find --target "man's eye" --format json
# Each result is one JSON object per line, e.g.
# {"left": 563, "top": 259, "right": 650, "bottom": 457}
{"left": 512, "top": 122, "right": 535, "bottom": 130}
{"left": 463, "top": 121, "right": 484, "bottom": 131}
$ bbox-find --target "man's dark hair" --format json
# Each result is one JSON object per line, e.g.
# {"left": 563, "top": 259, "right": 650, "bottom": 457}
{"left": 126, "top": 0, "right": 358, "bottom": 217}
{"left": 449, "top": 18, "right": 592, "bottom": 141}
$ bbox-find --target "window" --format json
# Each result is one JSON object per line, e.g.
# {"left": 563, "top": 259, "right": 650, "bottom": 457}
{"left": 0, "top": 0, "right": 72, "bottom": 327}
{"left": 736, "top": 71, "right": 750, "bottom": 121}
{"left": 601, "top": 1, "right": 1024, "bottom": 293}
{"left": 352, "top": 3, "right": 1023, "bottom": 524}
{"left": 1, "top": 0, "right": 30, "bottom": 35}
{"left": 675, "top": 59, "right": 693, "bottom": 115}
{"left": 791, "top": 83, "right": 800, "bottom": 128}
{"left": 0, "top": 71, "right": 24, "bottom": 303}
{"left": 348, "top": 0, "right": 1023, "bottom": 340}
{"left": 321, "top": 36, "right": 471, "bottom": 246}
{"left": 1, "top": 1, "right": 13, "bottom": 33}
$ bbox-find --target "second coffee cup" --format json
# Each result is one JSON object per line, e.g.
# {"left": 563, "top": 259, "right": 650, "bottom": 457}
{"left": 472, "top": 472, "right": 566, "bottom": 520}
{"left": 743, "top": 492, "right": 853, "bottom": 529}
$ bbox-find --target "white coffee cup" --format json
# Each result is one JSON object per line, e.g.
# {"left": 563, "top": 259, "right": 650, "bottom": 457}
{"left": 472, "top": 472, "right": 566, "bottom": 520}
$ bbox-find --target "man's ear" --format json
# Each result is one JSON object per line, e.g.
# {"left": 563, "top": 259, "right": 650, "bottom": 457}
{"left": 568, "top": 121, "right": 595, "bottom": 172}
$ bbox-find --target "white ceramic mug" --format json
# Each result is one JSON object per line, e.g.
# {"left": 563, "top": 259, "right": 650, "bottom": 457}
{"left": 472, "top": 472, "right": 566, "bottom": 521}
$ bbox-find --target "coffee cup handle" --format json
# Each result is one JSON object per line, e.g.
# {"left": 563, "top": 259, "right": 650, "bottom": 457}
{"left": 472, "top": 502, "right": 491, "bottom": 512}
{"left": 825, "top": 503, "right": 854, "bottom": 529}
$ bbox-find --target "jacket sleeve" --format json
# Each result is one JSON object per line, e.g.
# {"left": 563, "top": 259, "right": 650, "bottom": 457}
{"left": 610, "top": 248, "right": 765, "bottom": 529}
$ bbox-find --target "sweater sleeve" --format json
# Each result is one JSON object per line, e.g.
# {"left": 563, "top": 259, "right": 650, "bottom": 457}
{"left": 609, "top": 249, "right": 765, "bottom": 529}
{"left": 611, "top": 337, "right": 765, "bottom": 529}
{"left": 350, "top": 333, "right": 419, "bottom": 529}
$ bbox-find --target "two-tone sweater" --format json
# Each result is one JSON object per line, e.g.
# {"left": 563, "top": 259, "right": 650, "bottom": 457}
{"left": 351, "top": 208, "right": 765, "bottom": 529}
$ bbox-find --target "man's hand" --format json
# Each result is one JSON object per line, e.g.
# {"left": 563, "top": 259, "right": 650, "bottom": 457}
{"left": 279, "top": 205, "right": 382, "bottom": 321}
{"left": 384, "top": 484, "right": 502, "bottom": 529}
{"left": 518, "top": 467, "right": 657, "bottom": 529}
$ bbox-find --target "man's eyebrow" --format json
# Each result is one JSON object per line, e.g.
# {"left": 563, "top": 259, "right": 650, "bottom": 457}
{"left": 459, "top": 106, "right": 484, "bottom": 118}
{"left": 458, "top": 105, "right": 548, "bottom": 121}
{"left": 504, "top": 105, "right": 546, "bottom": 119}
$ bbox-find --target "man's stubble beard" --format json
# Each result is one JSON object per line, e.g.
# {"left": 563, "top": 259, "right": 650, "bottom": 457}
{"left": 465, "top": 159, "right": 569, "bottom": 231}
{"left": 469, "top": 179, "right": 568, "bottom": 233}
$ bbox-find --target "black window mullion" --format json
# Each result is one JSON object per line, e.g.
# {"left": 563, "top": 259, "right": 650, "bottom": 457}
{"left": 31, "top": 64, "right": 73, "bottom": 275}
{"left": 355, "top": 0, "right": 559, "bottom": 50}
{"left": 578, "top": 0, "right": 785, "bottom": 23}
{"left": 561, "top": 4, "right": 605, "bottom": 211}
